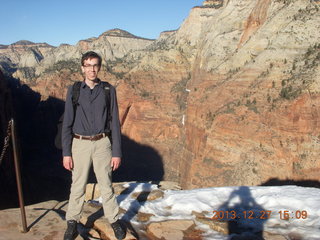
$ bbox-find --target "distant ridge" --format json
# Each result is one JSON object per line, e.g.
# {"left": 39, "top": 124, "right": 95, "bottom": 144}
{"left": 99, "top": 28, "right": 155, "bottom": 41}
{"left": 11, "top": 40, "right": 53, "bottom": 47}
{"left": 12, "top": 40, "right": 35, "bottom": 45}
{"left": 1, "top": 29, "right": 154, "bottom": 47}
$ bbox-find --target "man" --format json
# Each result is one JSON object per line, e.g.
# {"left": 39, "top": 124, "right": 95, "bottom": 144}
{"left": 61, "top": 51, "right": 126, "bottom": 240}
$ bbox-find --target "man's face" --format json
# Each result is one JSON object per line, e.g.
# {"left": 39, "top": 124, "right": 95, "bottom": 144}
{"left": 81, "top": 57, "right": 101, "bottom": 81}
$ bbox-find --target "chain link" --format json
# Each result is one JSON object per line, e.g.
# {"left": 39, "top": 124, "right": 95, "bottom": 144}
{"left": 0, "top": 120, "right": 13, "bottom": 166}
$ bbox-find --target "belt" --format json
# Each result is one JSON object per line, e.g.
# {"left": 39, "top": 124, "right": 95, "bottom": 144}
{"left": 73, "top": 133, "right": 108, "bottom": 141}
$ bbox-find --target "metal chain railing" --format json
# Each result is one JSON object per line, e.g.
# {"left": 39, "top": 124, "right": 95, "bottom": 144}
{"left": 0, "top": 119, "right": 13, "bottom": 166}
{"left": 0, "top": 118, "right": 27, "bottom": 232}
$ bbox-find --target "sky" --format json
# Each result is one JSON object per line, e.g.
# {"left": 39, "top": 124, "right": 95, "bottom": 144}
{"left": 0, "top": 0, "right": 202, "bottom": 47}
{"left": 91, "top": 182, "right": 320, "bottom": 240}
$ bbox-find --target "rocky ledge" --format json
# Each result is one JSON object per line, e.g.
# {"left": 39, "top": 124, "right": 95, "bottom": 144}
{"left": 0, "top": 181, "right": 296, "bottom": 240}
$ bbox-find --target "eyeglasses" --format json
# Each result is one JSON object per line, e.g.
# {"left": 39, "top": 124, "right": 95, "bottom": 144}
{"left": 83, "top": 64, "right": 100, "bottom": 69}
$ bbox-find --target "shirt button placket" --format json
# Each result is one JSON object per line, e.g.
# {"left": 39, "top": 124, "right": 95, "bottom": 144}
{"left": 90, "top": 91, "right": 94, "bottom": 134}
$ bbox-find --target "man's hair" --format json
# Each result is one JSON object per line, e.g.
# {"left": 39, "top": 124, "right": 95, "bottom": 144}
{"left": 81, "top": 51, "right": 102, "bottom": 66}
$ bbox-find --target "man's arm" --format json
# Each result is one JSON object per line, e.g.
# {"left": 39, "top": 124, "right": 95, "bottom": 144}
{"left": 110, "top": 86, "right": 122, "bottom": 170}
{"left": 61, "top": 86, "right": 75, "bottom": 170}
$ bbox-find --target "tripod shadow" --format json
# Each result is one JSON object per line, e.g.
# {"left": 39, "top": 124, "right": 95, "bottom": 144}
{"left": 218, "top": 186, "right": 267, "bottom": 240}
{"left": 29, "top": 201, "right": 67, "bottom": 230}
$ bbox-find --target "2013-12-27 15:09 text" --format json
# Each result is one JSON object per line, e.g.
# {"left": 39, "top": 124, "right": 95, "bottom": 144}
{"left": 211, "top": 210, "right": 308, "bottom": 220}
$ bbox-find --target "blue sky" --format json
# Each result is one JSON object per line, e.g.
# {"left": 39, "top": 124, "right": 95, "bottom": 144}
{"left": 0, "top": 0, "right": 202, "bottom": 47}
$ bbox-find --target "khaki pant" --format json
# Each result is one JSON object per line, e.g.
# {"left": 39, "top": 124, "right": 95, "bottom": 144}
{"left": 66, "top": 136, "right": 119, "bottom": 223}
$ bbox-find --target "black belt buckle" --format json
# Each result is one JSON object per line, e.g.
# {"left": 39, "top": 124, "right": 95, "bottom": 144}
{"left": 91, "top": 133, "right": 103, "bottom": 141}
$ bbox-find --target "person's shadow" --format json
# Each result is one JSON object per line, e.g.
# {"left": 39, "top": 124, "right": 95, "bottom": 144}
{"left": 217, "top": 186, "right": 267, "bottom": 240}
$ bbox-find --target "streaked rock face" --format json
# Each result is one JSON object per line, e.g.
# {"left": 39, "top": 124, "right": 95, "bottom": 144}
{"left": 1, "top": 0, "right": 320, "bottom": 189}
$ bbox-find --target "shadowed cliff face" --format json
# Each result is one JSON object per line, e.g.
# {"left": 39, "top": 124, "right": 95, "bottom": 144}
{"left": 1, "top": 0, "right": 320, "bottom": 189}
{"left": 0, "top": 70, "right": 16, "bottom": 207}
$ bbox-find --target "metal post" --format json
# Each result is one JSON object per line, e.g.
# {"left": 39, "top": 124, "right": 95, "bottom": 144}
{"left": 10, "top": 119, "right": 28, "bottom": 233}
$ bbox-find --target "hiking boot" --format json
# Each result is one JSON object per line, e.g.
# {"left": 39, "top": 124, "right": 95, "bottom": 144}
{"left": 111, "top": 220, "right": 126, "bottom": 240}
{"left": 64, "top": 220, "right": 78, "bottom": 240}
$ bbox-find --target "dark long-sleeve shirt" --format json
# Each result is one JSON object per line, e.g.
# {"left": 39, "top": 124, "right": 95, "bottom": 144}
{"left": 61, "top": 80, "right": 122, "bottom": 158}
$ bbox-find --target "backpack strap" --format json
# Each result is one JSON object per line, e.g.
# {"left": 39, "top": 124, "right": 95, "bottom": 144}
{"left": 71, "top": 81, "right": 82, "bottom": 124}
{"left": 101, "top": 81, "right": 112, "bottom": 132}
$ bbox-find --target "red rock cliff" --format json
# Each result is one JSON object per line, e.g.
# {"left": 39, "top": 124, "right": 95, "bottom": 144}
{"left": 1, "top": 0, "right": 320, "bottom": 189}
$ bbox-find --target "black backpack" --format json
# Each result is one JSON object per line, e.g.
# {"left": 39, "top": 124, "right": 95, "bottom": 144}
{"left": 54, "top": 81, "right": 111, "bottom": 149}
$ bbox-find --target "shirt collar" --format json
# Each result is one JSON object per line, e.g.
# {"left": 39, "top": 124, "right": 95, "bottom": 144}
{"left": 81, "top": 78, "right": 101, "bottom": 89}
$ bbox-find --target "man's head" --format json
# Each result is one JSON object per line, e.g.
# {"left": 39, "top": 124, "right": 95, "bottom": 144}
{"left": 81, "top": 51, "right": 102, "bottom": 67}
{"left": 81, "top": 51, "right": 102, "bottom": 81}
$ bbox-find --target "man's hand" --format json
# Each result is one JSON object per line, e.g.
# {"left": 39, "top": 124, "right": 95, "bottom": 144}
{"left": 111, "top": 157, "right": 121, "bottom": 171}
{"left": 63, "top": 156, "right": 74, "bottom": 171}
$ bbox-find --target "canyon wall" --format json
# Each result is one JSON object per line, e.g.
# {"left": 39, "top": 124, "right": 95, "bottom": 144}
{"left": 1, "top": 0, "right": 320, "bottom": 189}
